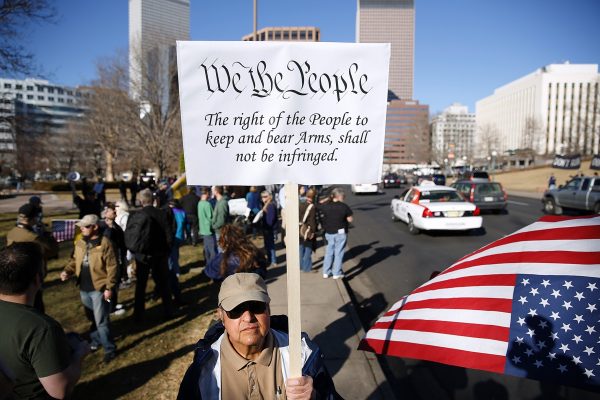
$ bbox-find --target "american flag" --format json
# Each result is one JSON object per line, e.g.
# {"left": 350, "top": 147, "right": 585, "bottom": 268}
{"left": 359, "top": 215, "right": 600, "bottom": 391}
{"left": 51, "top": 219, "right": 78, "bottom": 242}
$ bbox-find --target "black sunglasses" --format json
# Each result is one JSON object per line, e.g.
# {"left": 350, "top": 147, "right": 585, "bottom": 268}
{"left": 223, "top": 301, "right": 267, "bottom": 319}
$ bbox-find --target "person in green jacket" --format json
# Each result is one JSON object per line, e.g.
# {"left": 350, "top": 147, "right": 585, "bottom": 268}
{"left": 211, "top": 186, "right": 229, "bottom": 252}
{"left": 198, "top": 188, "right": 217, "bottom": 265}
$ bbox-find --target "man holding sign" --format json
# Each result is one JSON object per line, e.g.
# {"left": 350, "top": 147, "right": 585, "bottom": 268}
{"left": 177, "top": 41, "right": 389, "bottom": 389}
{"left": 177, "top": 273, "right": 338, "bottom": 399}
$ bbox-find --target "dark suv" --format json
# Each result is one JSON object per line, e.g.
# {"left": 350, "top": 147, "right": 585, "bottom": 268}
{"left": 383, "top": 173, "right": 402, "bottom": 188}
{"left": 451, "top": 180, "right": 507, "bottom": 213}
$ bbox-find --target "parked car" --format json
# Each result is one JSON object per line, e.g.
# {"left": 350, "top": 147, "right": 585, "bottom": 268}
{"left": 460, "top": 170, "right": 490, "bottom": 181}
{"left": 383, "top": 173, "right": 402, "bottom": 188}
{"left": 542, "top": 176, "right": 600, "bottom": 214}
{"left": 390, "top": 182, "right": 482, "bottom": 234}
{"left": 451, "top": 180, "right": 508, "bottom": 213}
{"left": 432, "top": 174, "right": 446, "bottom": 185}
{"left": 351, "top": 183, "right": 381, "bottom": 195}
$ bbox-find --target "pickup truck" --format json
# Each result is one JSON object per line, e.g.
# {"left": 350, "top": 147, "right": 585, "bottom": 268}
{"left": 542, "top": 176, "right": 600, "bottom": 214}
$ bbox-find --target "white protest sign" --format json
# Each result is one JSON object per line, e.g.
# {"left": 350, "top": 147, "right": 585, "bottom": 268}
{"left": 176, "top": 41, "right": 390, "bottom": 185}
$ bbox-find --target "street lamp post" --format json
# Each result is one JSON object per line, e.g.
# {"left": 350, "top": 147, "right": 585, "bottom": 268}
{"left": 491, "top": 150, "right": 498, "bottom": 181}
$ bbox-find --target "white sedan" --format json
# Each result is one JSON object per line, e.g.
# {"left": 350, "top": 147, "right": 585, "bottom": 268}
{"left": 391, "top": 183, "right": 483, "bottom": 234}
{"left": 351, "top": 183, "right": 381, "bottom": 194}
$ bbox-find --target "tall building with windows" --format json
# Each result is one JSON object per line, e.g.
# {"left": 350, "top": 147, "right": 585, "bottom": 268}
{"left": 242, "top": 27, "right": 320, "bottom": 42}
{"left": 431, "top": 103, "right": 476, "bottom": 165}
{"left": 384, "top": 100, "right": 429, "bottom": 166}
{"left": 356, "top": 0, "right": 414, "bottom": 100}
{"left": 128, "top": 0, "right": 190, "bottom": 99}
{"left": 476, "top": 63, "right": 600, "bottom": 156}
{"left": 0, "top": 78, "right": 86, "bottom": 174}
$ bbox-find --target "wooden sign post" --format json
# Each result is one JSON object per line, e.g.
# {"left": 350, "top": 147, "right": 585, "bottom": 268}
{"left": 284, "top": 182, "right": 302, "bottom": 376}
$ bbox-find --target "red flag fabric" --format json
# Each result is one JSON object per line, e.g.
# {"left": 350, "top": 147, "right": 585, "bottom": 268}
{"left": 359, "top": 215, "right": 600, "bottom": 391}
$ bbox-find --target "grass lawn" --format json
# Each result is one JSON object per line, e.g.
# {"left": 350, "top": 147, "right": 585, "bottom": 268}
{"left": 3, "top": 217, "right": 220, "bottom": 399}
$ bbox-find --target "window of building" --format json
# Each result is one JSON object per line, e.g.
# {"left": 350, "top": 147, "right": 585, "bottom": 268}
{"left": 47, "top": 87, "right": 54, "bottom": 94}
{"left": 67, "top": 99, "right": 73, "bottom": 104}
{"left": 15, "top": 84, "right": 23, "bottom": 90}
{"left": 57, "top": 88, "right": 64, "bottom": 95}
{"left": 26, "top": 85, "right": 33, "bottom": 91}
{"left": 37, "top": 86, "right": 44, "bottom": 92}
{"left": 48, "top": 96, "right": 54, "bottom": 101}
{"left": 67, "top": 90, "right": 73, "bottom": 96}
{"left": 27, "top": 95, "right": 33, "bottom": 100}
{"left": 16, "top": 94, "right": 22, "bottom": 99}
{"left": 38, "top": 95, "right": 44, "bottom": 100}
{"left": 58, "top": 98, "right": 64, "bottom": 103}
{"left": 3, "top": 83, "right": 11, "bottom": 89}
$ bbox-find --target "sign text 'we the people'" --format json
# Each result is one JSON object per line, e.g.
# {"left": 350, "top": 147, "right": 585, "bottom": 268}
{"left": 199, "top": 59, "right": 370, "bottom": 102}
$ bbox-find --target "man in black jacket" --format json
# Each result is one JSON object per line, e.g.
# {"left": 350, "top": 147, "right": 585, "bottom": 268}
{"left": 131, "top": 189, "right": 174, "bottom": 322}
{"left": 179, "top": 188, "right": 200, "bottom": 246}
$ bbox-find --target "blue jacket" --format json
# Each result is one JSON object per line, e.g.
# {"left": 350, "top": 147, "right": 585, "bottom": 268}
{"left": 177, "top": 316, "right": 340, "bottom": 399}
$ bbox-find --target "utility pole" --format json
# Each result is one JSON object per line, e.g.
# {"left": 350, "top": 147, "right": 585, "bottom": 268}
{"left": 253, "top": 0, "right": 258, "bottom": 41}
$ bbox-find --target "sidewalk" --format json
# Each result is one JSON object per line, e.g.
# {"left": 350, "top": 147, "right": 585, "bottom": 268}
{"left": 266, "top": 243, "right": 394, "bottom": 400}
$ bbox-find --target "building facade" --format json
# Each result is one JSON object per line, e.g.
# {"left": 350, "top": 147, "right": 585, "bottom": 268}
{"left": 242, "top": 26, "right": 320, "bottom": 42}
{"left": 476, "top": 63, "right": 600, "bottom": 157}
{"left": 128, "top": 0, "right": 190, "bottom": 99}
{"left": 383, "top": 100, "right": 429, "bottom": 166}
{"left": 431, "top": 103, "right": 476, "bottom": 165}
{"left": 0, "top": 78, "right": 86, "bottom": 175}
{"left": 356, "top": 0, "right": 414, "bottom": 100}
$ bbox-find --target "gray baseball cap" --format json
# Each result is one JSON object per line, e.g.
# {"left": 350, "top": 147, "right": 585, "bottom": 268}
{"left": 218, "top": 273, "right": 270, "bottom": 311}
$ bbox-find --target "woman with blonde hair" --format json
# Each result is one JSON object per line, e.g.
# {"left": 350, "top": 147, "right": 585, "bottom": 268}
{"left": 204, "top": 224, "right": 268, "bottom": 281}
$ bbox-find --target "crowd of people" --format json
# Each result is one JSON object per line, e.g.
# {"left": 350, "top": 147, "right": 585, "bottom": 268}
{"left": 0, "top": 181, "right": 354, "bottom": 399}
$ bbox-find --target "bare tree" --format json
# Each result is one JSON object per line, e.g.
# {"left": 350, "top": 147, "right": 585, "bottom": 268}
{"left": 477, "top": 123, "right": 500, "bottom": 158}
{"left": 129, "top": 45, "right": 183, "bottom": 178}
{"left": 82, "top": 51, "right": 137, "bottom": 181}
{"left": 0, "top": 0, "right": 56, "bottom": 75}
{"left": 521, "top": 116, "right": 543, "bottom": 153}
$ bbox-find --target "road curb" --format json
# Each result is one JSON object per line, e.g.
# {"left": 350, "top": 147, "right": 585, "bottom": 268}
{"left": 337, "top": 256, "right": 396, "bottom": 399}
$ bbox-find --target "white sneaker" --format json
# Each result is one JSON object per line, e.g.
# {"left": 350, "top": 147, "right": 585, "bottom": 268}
{"left": 322, "top": 274, "right": 329, "bottom": 279}
{"left": 333, "top": 274, "right": 345, "bottom": 280}
{"left": 111, "top": 309, "right": 126, "bottom": 316}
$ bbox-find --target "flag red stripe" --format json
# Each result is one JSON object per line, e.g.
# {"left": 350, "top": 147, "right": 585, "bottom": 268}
{"left": 444, "top": 251, "right": 600, "bottom": 276}
{"left": 455, "top": 225, "right": 600, "bottom": 263}
{"left": 359, "top": 338, "right": 506, "bottom": 373}
{"left": 539, "top": 214, "right": 600, "bottom": 223}
{"left": 397, "top": 297, "right": 513, "bottom": 313}
{"left": 371, "top": 318, "right": 510, "bottom": 342}
{"left": 413, "top": 274, "right": 517, "bottom": 294}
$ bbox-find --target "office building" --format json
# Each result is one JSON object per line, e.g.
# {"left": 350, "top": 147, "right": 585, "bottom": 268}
{"left": 242, "top": 26, "right": 320, "bottom": 42}
{"left": 431, "top": 103, "right": 476, "bottom": 165}
{"left": 383, "top": 99, "right": 429, "bottom": 166}
{"left": 356, "top": 0, "right": 414, "bottom": 100}
{"left": 476, "top": 63, "right": 600, "bottom": 156}
{"left": 128, "top": 0, "right": 190, "bottom": 99}
{"left": 0, "top": 78, "right": 86, "bottom": 174}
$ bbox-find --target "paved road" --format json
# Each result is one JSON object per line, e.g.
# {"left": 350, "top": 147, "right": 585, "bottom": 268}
{"left": 340, "top": 187, "right": 596, "bottom": 400}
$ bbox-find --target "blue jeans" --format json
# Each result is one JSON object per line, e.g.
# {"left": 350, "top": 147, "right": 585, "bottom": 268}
{"left": 300, "top": 244, "right": 313, "bottom": 272}
{"left": 203, "top": 234, "right": 217, "bottom": 265}
{"left": 323, "top": 232, "right": 347, "bottom": 276}
{"left": 263, "top": 228, "right": 276, "bottom": 265}
{"left": 168, "top": 238, "right": 183, "bottom": 275}
{"left": 80, "top": 290, "right": 116, "bottom": 355}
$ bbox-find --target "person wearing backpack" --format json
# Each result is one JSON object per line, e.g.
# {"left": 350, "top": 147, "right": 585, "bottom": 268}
{"left": 299, "top": 189, "right": 318, "bottom": 272}
{"left": 126, "top": 189, "right": 174, "bottom": 322}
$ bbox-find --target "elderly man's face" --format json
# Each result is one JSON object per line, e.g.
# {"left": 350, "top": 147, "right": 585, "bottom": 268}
{"left": 219, "top": 301, "right": 270, "bottom": 356}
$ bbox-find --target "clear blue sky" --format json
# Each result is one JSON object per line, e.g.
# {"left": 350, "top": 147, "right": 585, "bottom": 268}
{"left": 20, "top": 0, "right": 600, "bottom": 114}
